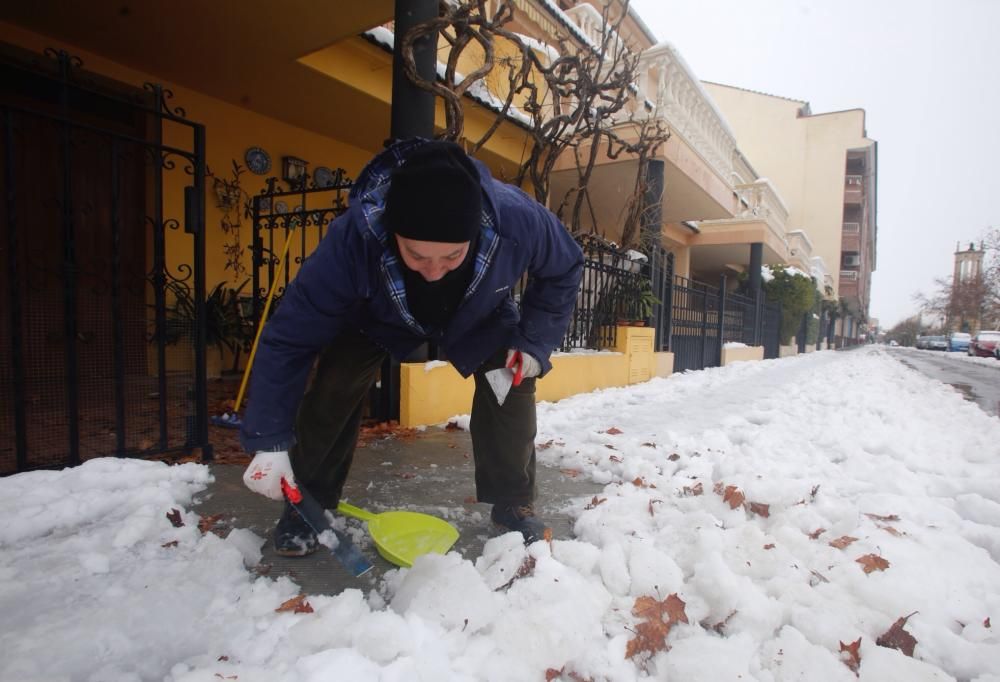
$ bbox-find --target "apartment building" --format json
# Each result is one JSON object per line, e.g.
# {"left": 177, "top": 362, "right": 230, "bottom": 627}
{"left": 701, "top": 83, "right": 878, "bottom": 342}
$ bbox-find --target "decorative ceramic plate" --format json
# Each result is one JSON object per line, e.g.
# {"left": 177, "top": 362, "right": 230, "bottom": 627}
{"left": 314, "top": 166, "right": 334, "bottom": 188}
{"left": 244, "top": 147, "right": 271, "bottom": 175}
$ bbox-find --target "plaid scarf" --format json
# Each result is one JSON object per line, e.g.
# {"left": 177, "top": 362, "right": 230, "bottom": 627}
{"left": 355, "top": 141, "right": 500, "bottom": 335}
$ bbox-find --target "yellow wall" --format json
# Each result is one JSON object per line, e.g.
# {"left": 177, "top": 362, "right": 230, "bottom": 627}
{"left": 399, "top": 327, "right": 661, "bottom": 427}
{"left": 721, "top": 345, "right": 764, "bottom": 366}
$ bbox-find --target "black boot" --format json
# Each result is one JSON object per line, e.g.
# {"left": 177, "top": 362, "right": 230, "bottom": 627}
{"left": 273, "top": 500, "right": 319, "bottom": 557}
{"left": 491, "top": 503, "right": 548, "bottom": 544}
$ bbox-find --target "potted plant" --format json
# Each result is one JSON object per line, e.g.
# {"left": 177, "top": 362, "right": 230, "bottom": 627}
{"left": 158, "top": 279, "right": 251, "bottom": 378}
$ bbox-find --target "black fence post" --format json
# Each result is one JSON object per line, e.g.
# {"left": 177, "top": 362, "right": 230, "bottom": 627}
{"left": 663, "top": 253, "right": 674, "bottom": 352}
{"left": 717, "top": 275, "right": 727, "bottom": 366}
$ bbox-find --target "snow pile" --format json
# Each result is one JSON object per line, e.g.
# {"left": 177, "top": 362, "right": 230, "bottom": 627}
{"left": 2, "top": 347, "right": 999, "bottom": 681}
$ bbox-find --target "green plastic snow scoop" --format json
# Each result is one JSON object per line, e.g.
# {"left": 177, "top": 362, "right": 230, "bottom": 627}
{"left": 336, "top": 501, "right": 460, "bottom": 568}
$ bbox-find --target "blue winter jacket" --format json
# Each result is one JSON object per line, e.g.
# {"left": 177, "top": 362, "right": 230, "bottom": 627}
{"left": 240, "top": 139, "right": 584, "bottom": 452}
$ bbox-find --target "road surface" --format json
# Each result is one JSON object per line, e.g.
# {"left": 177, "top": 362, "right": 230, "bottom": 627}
{"left": 888, "top": 347, "right": 1000, "bottom": 418}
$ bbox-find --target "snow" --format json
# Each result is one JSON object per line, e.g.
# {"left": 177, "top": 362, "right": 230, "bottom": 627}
{"left": 3, "top": 347, "right": 1000, "bottom": 680}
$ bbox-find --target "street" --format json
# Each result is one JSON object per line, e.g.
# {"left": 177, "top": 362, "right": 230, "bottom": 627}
{"left": 888, "top": 347, "right": 1000, "bottom": 417}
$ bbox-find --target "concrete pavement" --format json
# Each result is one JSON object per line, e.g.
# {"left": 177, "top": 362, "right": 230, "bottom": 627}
{"left": 193, "top": 427, "right": 603, "bottom": 595}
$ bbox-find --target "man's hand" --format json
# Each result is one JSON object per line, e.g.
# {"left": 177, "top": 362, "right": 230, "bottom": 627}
{"left": 243, "top": 450, "right": 295, "bottom": 500}
{"left": 505, "top": 349, "right": 541, "bottom": 386}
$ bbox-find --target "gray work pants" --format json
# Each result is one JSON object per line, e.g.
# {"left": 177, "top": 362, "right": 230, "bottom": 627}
{"left": 289, "top": 332, "right": 537, "bottom": 509}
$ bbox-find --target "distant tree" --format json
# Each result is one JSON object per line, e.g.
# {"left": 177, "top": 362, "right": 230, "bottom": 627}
{"left": 914, "top": 227, "right": 1000, "bottom": 332}
{"left": 885, "top": 316, "right": 923, "bottom": 347}
{"left": 982, "top": 227, "right": 1000, "bottom": 328}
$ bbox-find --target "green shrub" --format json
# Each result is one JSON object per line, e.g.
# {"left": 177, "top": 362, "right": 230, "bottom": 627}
{"left": 763, "top": 265, "right": 818, "bottom": 344}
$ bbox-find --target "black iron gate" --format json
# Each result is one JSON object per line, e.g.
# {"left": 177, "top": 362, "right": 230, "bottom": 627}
{"left": 248, "top": 172, "right": 352, "bottom": 330}
{"left": 670, "top": 276, "right": 721, "bottom": 372}
{"left": 1, "top": 47, "right": 209, "bottom": 475}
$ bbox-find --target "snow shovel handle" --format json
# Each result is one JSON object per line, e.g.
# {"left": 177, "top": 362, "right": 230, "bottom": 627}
{"left": 336, "top": 501, "right": 378, "bottom": 522}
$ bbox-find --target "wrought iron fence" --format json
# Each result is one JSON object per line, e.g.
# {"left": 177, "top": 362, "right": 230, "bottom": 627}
{"left": 1, "top": 47, "right": 209, "bottom": 475}
{"left": 721, "top": 288, "right": 759, "bottom": 346}
{"left": 558, "top": 236, "right": 649, "bottom": 350}
{"left": 249, "top": 173, "right": 352, "bottom": 332}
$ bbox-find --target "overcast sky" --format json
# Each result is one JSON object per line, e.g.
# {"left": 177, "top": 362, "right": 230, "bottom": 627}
{"left": 627, "top": 0, "right": 1000, "bottom": 329}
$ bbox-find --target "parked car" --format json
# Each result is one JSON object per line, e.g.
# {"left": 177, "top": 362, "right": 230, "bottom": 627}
{"left": 947, "top": 332, "right": 971, "bottom": 352}
{"left": 915, "top": 335, "right": 928, "bottom": 349}
{"left": 926, "top": 335, "right": 948, "bottom": 351}
{"left": 968, "top": 330, "right": 1000, "bottom": 357}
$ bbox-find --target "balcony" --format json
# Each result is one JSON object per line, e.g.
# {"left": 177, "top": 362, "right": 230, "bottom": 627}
{"left": 841, "top": 231, "right": 860, "bottom": 253}
{"left": 690, "top": 178, "right": 792, "bottom": 275}
{"left": 786, "top": 229, "right": 813, "bottom": 271}
{"left": 844, "top": 174, "right": 864, "bottom": 205}
{"left": 638, "top": 42, "right": 737, "bottom": 191}
{"left": 842, "top": 222, "right": 860, "bottom": 233}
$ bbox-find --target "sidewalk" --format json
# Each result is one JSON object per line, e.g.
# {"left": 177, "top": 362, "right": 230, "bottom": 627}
{"left": 193, "top": 426, "right": 603, "bottom": 595}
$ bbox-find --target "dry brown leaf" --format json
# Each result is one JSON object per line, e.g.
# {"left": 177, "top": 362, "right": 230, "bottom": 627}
{"left": 463, "top": 496, "right": 478, "bottom": 504}
{"left": 876, "top": 613, "right": 918, "bottom": 657}
{"left": 682, "top": 482, "right": 703, "bottom": 497}
{"left": 445, "top": 421, "right": 461, "bottom": 431}
{"left": 763, "top": 543, "right": 776, "bottom": 550}
{"left": 865, "top": 512, "right": 900, "bottom": 523}
{"left": 626, "top": 594, "right": 688, "bottom": 660}
{"left": 810, "top": 570, "right": 830, "bottom": 585}
{"left": 161, "top": 540, "right": 179, "bottom": 548}
{"left": 608, "top": 454, "right": 623, "bottom": 463}
{"left": 748, "top": 501, "right": 770, "bottom": 518}
{"left": 604, "top": 444, "right": 617, "bottom": 451}
{"left": 808, "top": 528, "right": 826, "bottom": 540}
{"left": 719, "top": 485, "right": 745, "bottom": 509}
{"left": 584, "top": 496, "right": 607, "bottom": 510}
{"left": 829, "top": 535, "right": 858, "bottom": 549}
{"left": 605, "top": 427, "right": 623, "bottom": 435}
{"left": 497, "top": 556, "right": 537, "bottom": 591}
{"left": 856, "top": 553, "right": 891, "bottom": 574}
{"left": 701, "top": 610, "right": 737, "bottom": 634}
{"left": 840, "top": 638, "right": 862, "bottom": 674}
{"left": 985, "top": 617, "right": 992, "bottom": 628}
{"left": 879, "top": 525, "right": 903, "bottom": 537}
{"left": 641, "top": 442, "right": 657, "bottom": 448}
{"left": 275, "top": 594, "right": 314, "bottom": 614}
{"left": 667, "top": 453, "right": 680, "bottom": 461}
{"left": 648, "top": 499, "right": 662, "bottom": 516}
{"left": 217, "top": 655, "right": 229, "bottom": 662}
{"left": 543, "top": 528, "right": 553, "bottom": 545}
{"left": 560, "top": 468, "right": 581, "bottom": 478}
{"left": 198, "top": 514, "right": 226, "bottom": 534}
{"left": 166, "top": 509, "right": 184, "bottom": 528}
{"left": 632, "top": 477, "right": 649, "bottom": 488}
{"left": 545, "top": 667, "right": 591, "bottom": 682}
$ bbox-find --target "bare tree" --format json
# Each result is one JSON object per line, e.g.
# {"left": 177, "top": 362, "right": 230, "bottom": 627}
{"left": 399, "top": 0, "right": 669, "bottom": 249}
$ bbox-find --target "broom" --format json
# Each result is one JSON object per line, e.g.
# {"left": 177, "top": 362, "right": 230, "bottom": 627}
{"left": 211, "top": 228, "right": 295, "bottom": 429}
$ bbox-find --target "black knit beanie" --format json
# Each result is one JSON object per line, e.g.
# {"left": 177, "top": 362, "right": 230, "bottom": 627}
{"left": 384, "top": 141, "right": 483, "bottom": 243}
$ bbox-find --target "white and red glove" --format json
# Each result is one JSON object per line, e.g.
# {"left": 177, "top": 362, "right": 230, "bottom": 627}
{"left": 243, "top": 450, "right": 295, "bottom": 500}
{"left": 505, "top": 349, "right": 541, "bottom": 386}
